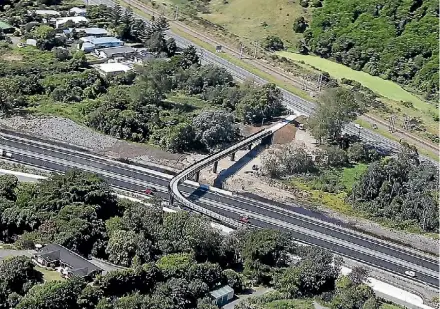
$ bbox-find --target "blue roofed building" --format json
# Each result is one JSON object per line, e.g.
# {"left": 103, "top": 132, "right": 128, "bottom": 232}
{"left": 89, "top": 36, "right": 124, "bottom": 49}
{"left": 76, "top": 27, "right": 109, "bottom": 38}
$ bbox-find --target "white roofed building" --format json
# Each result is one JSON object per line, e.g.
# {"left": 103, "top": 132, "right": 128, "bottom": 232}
{"left": 95, "top": 63, "right": 132, "bottom": 77}
{"left": 69, "top": 7, "right": 87, "bottom": 16}
{"left": 55, "top": 16, "right": 88, "bottom": 29}
{"left": 33, "top": 9, "right": 60, "bottom": 16}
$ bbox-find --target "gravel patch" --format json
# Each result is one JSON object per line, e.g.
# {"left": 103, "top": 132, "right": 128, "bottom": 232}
{"left": 0, "top": 115, "right": 117, "bottom": 151}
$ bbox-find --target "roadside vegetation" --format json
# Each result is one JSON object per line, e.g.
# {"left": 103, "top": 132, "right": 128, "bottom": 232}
{"left": 0, "top": 2, "right": 285, "bottom": 154}
{"left": 0, "top": 169, "right": 400, "bottom": 309}
{"left": 262, "top": 88, "right": 439, "bottom": 236}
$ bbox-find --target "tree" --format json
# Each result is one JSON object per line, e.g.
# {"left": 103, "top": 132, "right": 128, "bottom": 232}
{"left": 153, "top": 278, "right": 197, "bottom": 309}
{"left": 166, "top": 38, "right": 177, "bottom": 56}
{"left": 308, "top": 88, "right": 365, "bottom": 143}
{"left": 192, "top": 110, "right": 239, "bottom": 151}
{"left": 157, "top": 253, "right": 194, "bottom": 280}
{"left": 349, "top": 267, "right": 369, "bottom": 286}
{"left": 187, "top": 262, "right": 223, "bottom": 289}
{"left": 236, "top": 83, "right": 284, "bottom": 124}
{"left": 322, "top": 146, "right": 349, "bottom": 167}
{"left": 95, "top": 263, "right": 161, "bottom": 297}
{"left": 179, "top": 45, "right": 200, "bottom": 69}
{"left": 222, "top": 269, "right": 244, "bottom": 292}
{"left": 0, "top": 174, "right": 18, "bottom": 200}
{"left": 159, "top": 212, "right": 223, "bottom": 262}
{"left": 262, "top": 143, "right": 315, "bottom": 177}
{"left": 0, "top": 256, "right": 43, "bottom": 295}
{"left": 293, "top": 16, "right": 308, "bottom": 33}
{"left": 53, "top": 47, "right": 71, "bottom": 61}
{"left": 263, "top": 36, "right": 284, "bottom": 51}
{"left": 105, "top": 229, "right": 153, "bottom": 266}
{"left": 122, "top": 200, "right": 163, "bottom": 240}
{"left": 30, "top": 25, "right": 57, "bottom": 50}
{"left": 16, "top": 278, "right": 85, "bottom": 309}
{"left": 77, "top": 286, "right": 104, "bottom": 309}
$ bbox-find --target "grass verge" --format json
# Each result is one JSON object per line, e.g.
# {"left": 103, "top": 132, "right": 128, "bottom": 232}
{"left": 265, "top": 298, "right": 314, "bottom": 309}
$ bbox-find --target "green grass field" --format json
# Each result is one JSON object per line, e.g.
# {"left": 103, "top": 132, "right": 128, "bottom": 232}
{"left": 265, "top": 298, "right": 314, "bottom": 309}
{"left": 275, "top": 51, "right": 433, "bottom": 111}
{"left": 205, "top": 0, "right": 311, "bottom": 47}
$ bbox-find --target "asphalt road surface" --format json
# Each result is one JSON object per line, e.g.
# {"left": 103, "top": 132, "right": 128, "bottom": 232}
{"left": 1, "top": 133, "right": 438, "bottom": 288}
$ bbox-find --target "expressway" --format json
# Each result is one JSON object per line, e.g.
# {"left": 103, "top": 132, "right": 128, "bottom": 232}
{"left": 88, "top": 0, "right": 437, "bottom": 165}
{"left": 0, "top": 131, "right": 438, "bottom": 288}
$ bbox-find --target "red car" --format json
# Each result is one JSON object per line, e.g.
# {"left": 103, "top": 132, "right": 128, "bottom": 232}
{"left": 144, "top": 187, "right": 157, "bottom": 195}
{"left": 239, "top": 216, "right": 250, "bottom": 224}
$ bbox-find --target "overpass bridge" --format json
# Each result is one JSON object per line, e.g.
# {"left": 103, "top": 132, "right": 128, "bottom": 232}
{"left": 168, "top": 113, "right": 303, "bottom": 225}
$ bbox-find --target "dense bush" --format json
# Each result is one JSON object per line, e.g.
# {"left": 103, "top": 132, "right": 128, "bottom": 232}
{"left": 305, "top": 0, "right": 439, "bottom": 100}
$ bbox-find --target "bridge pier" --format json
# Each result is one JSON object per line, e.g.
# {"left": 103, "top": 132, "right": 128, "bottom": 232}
{"left": 212, "top": 161, "right": 218, "bottom": 173}
{"left": 193, "top": 171, "right": 200, "bottom": 182}
{"left": 247, "top": 143, "right": 252, "bottom": 150}
{"left": 229, "top": 152, "right": 235, "bottom": 161}
{"left": 169, "top": 194, "right": 174, "bottom": 205}
{"left": 261, "top": 134, "right": 273, "bottom": 146}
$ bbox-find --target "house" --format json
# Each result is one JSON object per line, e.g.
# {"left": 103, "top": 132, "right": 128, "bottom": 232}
{"left": 55, "top": 16, "right": 89, "bottom": 29}
{"left": 69, "top": 7, "right": 87, "bottom": 16}
{"left": 33, "top": 244, "right": 102, "bottom": 280}
{"left": 33, "top": 9, "right": 60, "bottom": 17}
{"left": 76, "top": 27, "right": 108, "bottom": 38}
{"left": 96, "top": 46, "right": 136, "bottom": 59}
{"left": 89, "top": 36, "right": 124, "bottom": 49}
{"left": 210, "top": 285, "right": 234, "bottom": 307}
{"left": 95, "top": 63, "right": 132, "bottom": 77}
{"left": 81, "top": 42, "right": 95, "bottom": 53}
{"left": 0, "top": 20, "right": 14, "bottom": 34}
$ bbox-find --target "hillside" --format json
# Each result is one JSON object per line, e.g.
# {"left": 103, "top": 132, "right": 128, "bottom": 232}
{"left": 303, "top": 0, "right": 439, "bottom": 101}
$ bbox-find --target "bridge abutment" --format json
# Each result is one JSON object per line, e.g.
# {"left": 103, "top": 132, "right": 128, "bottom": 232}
{"left": 229, "top": 152, "right": 235, "bottom": 161}
{"left": 261, "top": 134, "right": 273, "bottom": 146}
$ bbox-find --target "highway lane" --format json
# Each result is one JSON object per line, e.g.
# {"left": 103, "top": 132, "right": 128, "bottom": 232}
{"left": 89, "top": 0, "right": 437, "bottom": 165}
{"left": 1, "top": 135, "right": 438, "bottom": 287}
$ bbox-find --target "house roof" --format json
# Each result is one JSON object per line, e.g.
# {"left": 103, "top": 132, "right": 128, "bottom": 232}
{"left": 210, "top": 285, "right": 234, "bottom": 299}
{"left": 98, "top": 46, "right": 136, "bottom": 57}
{"left": 96, "top": 63, "right": 132, "bottom": 73}
{"left": 91, "top": 36, "right": 123, "bottom": 45}
{"left": 35, "top": 244, "right": 102, "bottom": 277}
{"left": 56, "top": 16, "right": 89, "bottom": 24}
{"left": 0, "top": 20, "right": 13, "bottom": 30}
{"left": 69, "top": 7, "right": 87, "bottom": 13}
{"left": 34, "top": 9, "right": 60, "bottom": 16}
{"left": 77, "top": 27, "right": 108, "bottom": 36}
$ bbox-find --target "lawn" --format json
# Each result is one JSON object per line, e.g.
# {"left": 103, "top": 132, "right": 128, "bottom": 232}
{"left": 35, "top": 265, "right": 65, "bottom": 282}
{"left": 275, "top": 51, "right": 435, "bottom": 113}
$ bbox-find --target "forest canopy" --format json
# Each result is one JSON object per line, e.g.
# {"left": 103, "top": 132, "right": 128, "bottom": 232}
{"left": 304, "top": 0, "right": 439, "bottom": 100}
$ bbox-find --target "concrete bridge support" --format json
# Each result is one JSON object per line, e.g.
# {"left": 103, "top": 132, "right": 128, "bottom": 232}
{"left": 193, "top": 171, "right": 200, "bottom": 182}
{"left": 212, "top": 161, "right": 218, "bottom": 173}
{"left": 247, "top": 143, "right": 252, "bottom": 150}
{"left": 169, "top": 194, "right": 174, "bottom": 205}
{"left": 229, "top": 152, "right": 236, "bottom": 161}
{"left": 261, "top": 134, "right": 273, "bottom": 146}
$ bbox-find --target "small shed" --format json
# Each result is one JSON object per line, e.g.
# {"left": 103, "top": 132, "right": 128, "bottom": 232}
{"left": 26, "top": 39, "right": 37, "bottom": 46}
{"left": 0, "top": 20, "right": 14, "bottom": 33}
{"left": 95, "top": 63, "right": 132, "bottom": 77}
{"left": 210, "top": 285, "right": 234, "bottom": 307}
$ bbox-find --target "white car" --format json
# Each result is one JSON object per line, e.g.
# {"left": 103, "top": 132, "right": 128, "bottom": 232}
{"left": 404, "top": 270, "right": 416, "bottom": 277}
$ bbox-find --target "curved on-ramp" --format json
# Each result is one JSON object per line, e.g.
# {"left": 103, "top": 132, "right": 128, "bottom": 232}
{"left": 168, "top": 115, "right": 301, "bottom": 226}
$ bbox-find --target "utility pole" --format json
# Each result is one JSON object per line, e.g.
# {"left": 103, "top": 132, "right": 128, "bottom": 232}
{"left": 199, "top": 49, "right": 204, "bottom": 65}
{"left": 239, "top": 43, "right": 244, "bottom": 59}
{"left": 174, "top": 6, "right": 179, "bottom": 20}
{"left": 253, "top": 42, "right": 258, "bottom": 58}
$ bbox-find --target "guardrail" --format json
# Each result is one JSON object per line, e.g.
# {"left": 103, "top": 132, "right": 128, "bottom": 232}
{"left": 168, "top": 127, "right": 274, "bottom": 226}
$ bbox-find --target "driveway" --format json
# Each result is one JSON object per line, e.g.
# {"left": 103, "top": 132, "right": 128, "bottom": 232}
{"left": 0, "top": 248, "right": 35, "bottom": 260}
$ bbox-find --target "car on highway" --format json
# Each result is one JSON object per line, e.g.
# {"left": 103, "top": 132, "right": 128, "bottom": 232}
{"left": 239, "top": 215, "right": 250, "bottom": 224}
{"left": 404, "top": 270, "right": 416, "bottom": 277}
{"left": 144, "top": 187, "right": 157, "bottom": 195}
